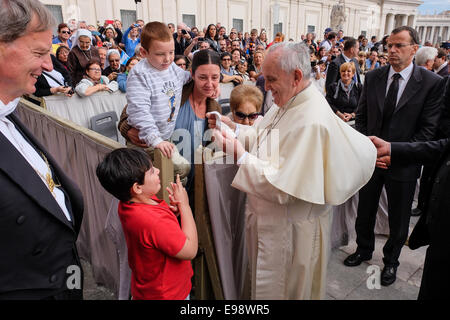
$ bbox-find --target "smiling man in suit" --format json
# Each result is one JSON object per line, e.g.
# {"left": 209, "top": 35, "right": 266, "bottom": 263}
{"left": 344, "top": 26, "right": 445, "bottom": 286}
{"left": 0, "top": 0, "right": 84, "bottom": 299}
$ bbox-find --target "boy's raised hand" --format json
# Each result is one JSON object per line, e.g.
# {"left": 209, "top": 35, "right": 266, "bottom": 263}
{"left": 166, "top": 174, "right": 189, "bottom": 212}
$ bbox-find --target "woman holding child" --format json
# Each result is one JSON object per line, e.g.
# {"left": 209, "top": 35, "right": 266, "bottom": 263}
{"left": 119, "top": 48, "right": 222, "bottom": 195}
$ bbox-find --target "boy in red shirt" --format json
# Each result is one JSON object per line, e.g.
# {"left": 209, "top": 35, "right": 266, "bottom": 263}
{"left": 96, "top": 148, "right": 197, "bottom": 300}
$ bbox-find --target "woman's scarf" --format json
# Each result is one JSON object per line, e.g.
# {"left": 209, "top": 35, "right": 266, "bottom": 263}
{"left": 334, "top": 79, "right": 355, "bottom": 100}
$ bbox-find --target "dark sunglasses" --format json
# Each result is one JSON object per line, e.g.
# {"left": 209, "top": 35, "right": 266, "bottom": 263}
{"left": 235, "top": 111, "right": 259, "bottom": 120}
{"left": 61, "top": 30, "right": 71, "bottom": 34}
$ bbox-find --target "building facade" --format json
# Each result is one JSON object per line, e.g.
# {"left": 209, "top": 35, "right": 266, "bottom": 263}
{"left": 42, "top": 0, "right": 422, "bottom": 40}
{"left": 415, "top": 11, "right": 450, "bottom": 45}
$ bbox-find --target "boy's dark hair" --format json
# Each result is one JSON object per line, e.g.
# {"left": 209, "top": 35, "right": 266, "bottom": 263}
{"left": 96, "top": 148, "right": 152, "bottom": 202}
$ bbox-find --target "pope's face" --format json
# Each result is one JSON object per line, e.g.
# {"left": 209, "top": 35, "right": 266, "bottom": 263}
{"left": 0, "top": 24, "right": 53, "bottom": 103}
{"left": 263, "top": 52, "right": 297, "bottom": 107}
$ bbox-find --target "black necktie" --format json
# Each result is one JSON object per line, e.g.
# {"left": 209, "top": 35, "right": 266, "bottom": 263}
{"left": 380, "top": 73, "right": 401, "bottom": 139}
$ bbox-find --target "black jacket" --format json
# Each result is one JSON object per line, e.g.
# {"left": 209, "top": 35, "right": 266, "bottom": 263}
{"left": 355, "top": 64, "right": 445, "bottom": 181}
{"left": 325, "top": 54, "right": 361, "bottom": 91}
{"left": 391, "top": 138, "right": 450, "bottom": 299}
{"left": 326, "top": 81, "right": 362, "bottom": 114}
{"left": 34, "top": 55, "right": 72, "bottom": 97}
{"left": 0, "top": 113, "right": 84, "bottom": 299}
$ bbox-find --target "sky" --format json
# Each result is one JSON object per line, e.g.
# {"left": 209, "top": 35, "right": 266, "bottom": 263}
{"left": 417, "top": 0, "right": 450, "bottom": 14}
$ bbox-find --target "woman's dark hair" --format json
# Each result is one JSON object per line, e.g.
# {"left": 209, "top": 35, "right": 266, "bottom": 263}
{"left": 191, "top": 49, "right": 220, "bottom": 74}
{"left": 96, "top": 148, "right": 152, "bottom": 202}
{"left": 56, "top": 45, "right": 69, "bottom": 58}
{"left": 206, "top": 24, "right": 218, "bottom": 41}
{"left": 220, "top": 52, "right": 232, "bottom": 60}
{"left": 174, "top": 54, "right": 189, "bottom": 69}
{"left": 125, "top": 56, "right": 139, "bottom": 67}
{"left": 231, "top": 48, "right": 242, "bottom": 57}
{"left": 84, "top": 61, "right": 101, "bottom": 74}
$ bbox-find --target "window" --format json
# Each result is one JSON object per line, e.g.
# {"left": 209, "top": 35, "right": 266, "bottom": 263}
{"left": 45, "top": 5, "right": 63, "bottom": 35}
{"left": 120, "top": 10, "right": 137, "bottom": 30}
{"left": 360, "top": 30, "right": 367, "bottom": 37}
{"left": 307, "top": 25, "right": 316, "bottom": 33}
{"left": 273, "top": 23, "right": 283, "bottom": 38}
{"left": 182, "top": 14, "right": 196, "bottom": 28}
{"left": 233, "top": 19, "right": 244, "bottom": 33}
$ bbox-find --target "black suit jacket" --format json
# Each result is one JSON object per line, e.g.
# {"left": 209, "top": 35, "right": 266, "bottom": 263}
{"left": 0, "top": 113, "right": 84, "bottom": 299}
{"left": 436, "top": 63, "right": 449, "bottom": 77}
{"left": 325, "top": 54, "right": 361, "bottom": 91}
{"left": 391, "top": 138, "right": 450, "bottom": 299}
{"left": 34, "top": 55, "right": 72, "bottom": 97}
{"left": 355, "top": 64, "right": 445, "bottom": 181}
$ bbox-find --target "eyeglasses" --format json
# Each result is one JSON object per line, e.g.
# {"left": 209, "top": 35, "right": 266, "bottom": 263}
{"left": 235, "top": 111, "right": 259, "bottom": 120}
{"left": 222, "top": 58, "right": 231, "bottom": 61}
{"left": 109, "top": 59, "right": 120, "bottom": 63}
{"left": 89, "top": 68, "right": 102, "bottom": 72}
{"left": 387, "top": 43, "right": 413, "bottom": 49}
{"left": 176, "top": 63, "right": 186, "bottom": 66}
{"left": 61, "top": 30, "right": 71, "bottom": 34}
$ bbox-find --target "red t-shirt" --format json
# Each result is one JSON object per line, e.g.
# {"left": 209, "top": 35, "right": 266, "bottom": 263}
{"left": 118, "top": 197, "right": 193, "bottom": 300}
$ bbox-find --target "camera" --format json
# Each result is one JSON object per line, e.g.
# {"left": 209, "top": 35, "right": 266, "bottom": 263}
{"left": 181, "top": 29, "right": 188, "bottom": 35}
{"left": 197, "top": 37, "right": 204, "bottom": 42}
{"left": 311, "top": 60, "right": 317, "bottom": 68}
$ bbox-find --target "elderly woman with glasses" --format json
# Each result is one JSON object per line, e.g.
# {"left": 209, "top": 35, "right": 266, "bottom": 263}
{"left": 75, "top": 61, "right": 118, "bottom": 97}
{"left": 102, "top": 49, "right": 126, "bottom": 81}
{"left": 228, "top": 84, "right": 263, "bottom": 126}
{"left": 67, "top": 29, "right": 101, "bottom": 86}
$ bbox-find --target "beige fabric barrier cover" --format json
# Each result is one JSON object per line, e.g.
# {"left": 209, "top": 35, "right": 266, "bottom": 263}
{"left": 203, "top": 162, "right": 248, "bottom": 300}
{"left": 42, "top": 91, "right": 127, "bottom": 144}
{"left": 16, "top": 99, "right": 123, "bottom": 297}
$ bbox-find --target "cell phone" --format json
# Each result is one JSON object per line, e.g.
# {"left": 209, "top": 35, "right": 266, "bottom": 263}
{"left": 181, "top": 29, "right": 187, "bottom": 35}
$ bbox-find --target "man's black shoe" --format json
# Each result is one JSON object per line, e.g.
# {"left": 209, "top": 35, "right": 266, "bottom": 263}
{"left": 343, "top": 252, "right": 372, "bottom": 267}
{"left": 380, "top": 266, "right": 397, "bottom": 286}
{"left": 411, "top": 208, "right": 422, "bottom": 216}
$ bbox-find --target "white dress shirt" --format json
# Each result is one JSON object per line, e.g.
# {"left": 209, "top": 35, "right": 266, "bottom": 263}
{"left": 386, "top": 62, "right": 414, "bottom": 107}
{"left": 0, "top": 98, "right": 71, "bottom": 221}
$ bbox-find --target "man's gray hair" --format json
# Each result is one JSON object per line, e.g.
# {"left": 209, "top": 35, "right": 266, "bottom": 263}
{"left": 415, "top": 46, "right": 438, "bottom": 66}
{"left": 267, "top": 42, "right": 311, "bottom": 79}
{"left": 0, "top": 0, "right": 55, "bottom": 43}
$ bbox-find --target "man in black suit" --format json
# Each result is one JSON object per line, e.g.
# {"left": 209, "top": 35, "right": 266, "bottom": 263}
{"left": 343, "top": 26, "right": 445, "bottom": 286}
{"left": 0, "top": 0, "right": 84, "bottom": 299}
{"left": 325, "top": 37, "right": 361, "bottom": 92}
{"left": 370, "top": 134, "right": 450, "bottom": 299}
{"left": 433, "top": 48, "right": 448, "bottom": 77}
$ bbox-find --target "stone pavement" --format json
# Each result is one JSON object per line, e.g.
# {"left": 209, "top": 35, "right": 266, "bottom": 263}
{"left": 82, "top": 216, "right": 426, "bottom": 300}
{"left": 326, "top": 215, "right": 425, "bottom": 300}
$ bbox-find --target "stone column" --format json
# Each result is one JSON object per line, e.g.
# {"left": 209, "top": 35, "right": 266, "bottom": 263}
{"left": 385, "top": 13, "right": 395, "bottom": 34}
{"left": 430, "top": 26, "right": 435, "bottom": 44}
{"left": 408, "top": 15, "right": 415, "bottom": 27}
{"left": 400, "top": 14, "right": 408, "bottom": 27}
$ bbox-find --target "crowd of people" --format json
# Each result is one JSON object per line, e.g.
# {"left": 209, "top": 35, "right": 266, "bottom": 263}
{"left": 2, "top": 0, "right": 450, "bottom": 302}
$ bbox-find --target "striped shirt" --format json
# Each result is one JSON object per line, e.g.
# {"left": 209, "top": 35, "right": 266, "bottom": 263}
{"left": 126, "top": 59, "right": 191, "bottom": 147}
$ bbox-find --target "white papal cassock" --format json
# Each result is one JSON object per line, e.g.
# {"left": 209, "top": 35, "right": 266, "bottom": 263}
{"left": 231, "top": 83, "right": 376, "bottom": 299}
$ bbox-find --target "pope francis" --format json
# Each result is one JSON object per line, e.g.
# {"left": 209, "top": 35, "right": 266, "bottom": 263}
{"left": 208, "top": 42, "right": 376, "bottom": 300}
